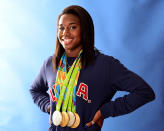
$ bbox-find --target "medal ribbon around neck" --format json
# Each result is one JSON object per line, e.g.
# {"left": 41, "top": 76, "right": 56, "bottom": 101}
{"left": 52, "top": 50, "right": 82, "bottom": 127}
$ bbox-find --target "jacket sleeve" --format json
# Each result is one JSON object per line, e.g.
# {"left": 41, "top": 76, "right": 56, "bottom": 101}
{"left": 100, "top": 56, "right": 155, "bottom": 119}
{"left": 29, "top": 59, "right": 50, "bottom": 113}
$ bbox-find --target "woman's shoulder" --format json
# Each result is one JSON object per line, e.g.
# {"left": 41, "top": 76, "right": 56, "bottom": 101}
{"left": 95, "top": 50, "right": 120, "bottom": 64}
{"left": 43, "top": 56, "right": 53, "bottom": 67}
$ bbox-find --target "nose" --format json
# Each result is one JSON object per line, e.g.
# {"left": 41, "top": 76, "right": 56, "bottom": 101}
{"left": 63, "top": 27, "right": 70, "bottom": 36}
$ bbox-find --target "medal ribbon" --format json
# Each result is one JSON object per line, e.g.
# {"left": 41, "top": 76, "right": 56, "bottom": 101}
{"left": 62, "top": 59, "right": 80, "bottom": 112}
{"left": 53, "top": 50, "right": 82, "bottom": 112}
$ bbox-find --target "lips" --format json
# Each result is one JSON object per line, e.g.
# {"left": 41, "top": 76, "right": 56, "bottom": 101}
{"left": 62, "top": 38, "right": 73, "bottom": 45}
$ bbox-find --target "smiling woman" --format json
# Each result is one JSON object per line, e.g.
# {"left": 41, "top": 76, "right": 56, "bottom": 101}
{"left": 53, "top": 5, "right": 95, "bottom": 71}
{"left": 30, "top": 5, "right": 155, "bottom": 131}
{"left": 57, "top": 14, "right": 82, "bottom": 57}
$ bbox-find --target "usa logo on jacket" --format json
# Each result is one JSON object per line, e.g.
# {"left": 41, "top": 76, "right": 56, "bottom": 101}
{"left": 76, "top": 83, "right": 91, "bottom": 103}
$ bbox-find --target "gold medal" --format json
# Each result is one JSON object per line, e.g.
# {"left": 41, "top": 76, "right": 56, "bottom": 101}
{"left": 60, "top": 112, "right": 69, "bottom": 127}
{"left": 71, "top": 113, "right": 80, "bottom": 128}
{"left": 67, "top": 112, "right": 75, "bottom": 127}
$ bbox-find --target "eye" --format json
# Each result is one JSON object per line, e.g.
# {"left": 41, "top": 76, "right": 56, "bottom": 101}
{"left": 58, "top": 26, "right": 64, "bottom": 31}
{"left": 70, "top": 26, "right": 76, "bottom": 30}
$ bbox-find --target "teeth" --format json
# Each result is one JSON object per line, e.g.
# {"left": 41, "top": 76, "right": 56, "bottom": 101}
{"left": 62, "top": 38, "right": 71, "bottom": 40}
{"left": 65, "top": 39, "right": 72, "bottom": 42}
{"left": 64, "top": 39, "right": 72, "bottom": 42}
{"left": 63, "top": 39, "right": 73, "bottom": 44}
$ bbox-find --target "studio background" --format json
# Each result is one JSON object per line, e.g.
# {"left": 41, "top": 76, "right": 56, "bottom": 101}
{"left": 0, "top": 0, "right": 163, "bottom": 131}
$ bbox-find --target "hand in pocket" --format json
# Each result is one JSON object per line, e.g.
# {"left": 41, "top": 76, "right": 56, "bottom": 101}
{"left": 85, "top": 110, "right": 104, "bottom": 128}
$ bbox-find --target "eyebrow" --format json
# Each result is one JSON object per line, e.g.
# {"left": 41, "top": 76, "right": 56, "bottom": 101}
{"left": 58, "top": 23, "right": 78, "bottom": 26}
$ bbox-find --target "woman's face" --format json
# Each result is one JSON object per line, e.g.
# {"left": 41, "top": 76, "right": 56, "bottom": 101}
{"left": 57, "top": 14, "right": 82, "bottom": 52}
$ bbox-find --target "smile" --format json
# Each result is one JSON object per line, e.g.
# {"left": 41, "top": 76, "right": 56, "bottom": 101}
{"left": 62, "top": 38, "right": 73, "bottom": 45}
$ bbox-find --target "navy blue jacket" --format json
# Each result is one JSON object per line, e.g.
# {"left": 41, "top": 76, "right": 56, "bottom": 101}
{"left": 30, "top": 51, "right": 155, "bottom": 131}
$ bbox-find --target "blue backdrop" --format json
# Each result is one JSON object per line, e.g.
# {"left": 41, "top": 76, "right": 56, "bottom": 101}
{"left": 0, "top": 0, "right": 163, "bottom": 131}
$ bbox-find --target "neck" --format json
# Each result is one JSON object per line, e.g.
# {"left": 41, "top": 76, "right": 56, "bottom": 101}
{"left": 65, "top": 47, "right": 82, "bottom": 57}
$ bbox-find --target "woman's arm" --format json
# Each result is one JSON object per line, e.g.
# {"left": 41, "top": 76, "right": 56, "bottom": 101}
{"left": 29, "top": 59, "right": 50, "bottom": 113}
{"left": 100, "top": 56, "right": 155, "bottom": 119}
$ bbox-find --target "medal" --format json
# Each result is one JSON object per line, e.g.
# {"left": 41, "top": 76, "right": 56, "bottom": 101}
{"left": 60, "top": 111, "right": 69, "bottom": 127}
{"left": 71, "top": 113, "right": 80, "bottom": 128}
{"left": 67, "top": 111, "right": 75, "bottom": 127}
{"left": 52, "top": 77, "right": 69, "bottom": 126}
{"left": 52, "top": 55, "right": 74, "bottom": 126}
{"left": 52, "top": 110, "right": 62, "bottom": 126}
{"left": 52, "top": 51, "right": 82, "bottom": 128}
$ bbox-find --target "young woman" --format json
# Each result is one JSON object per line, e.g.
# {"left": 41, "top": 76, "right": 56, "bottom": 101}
{"left": 30, "top": 5, "right": 155, "bottom": 131}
